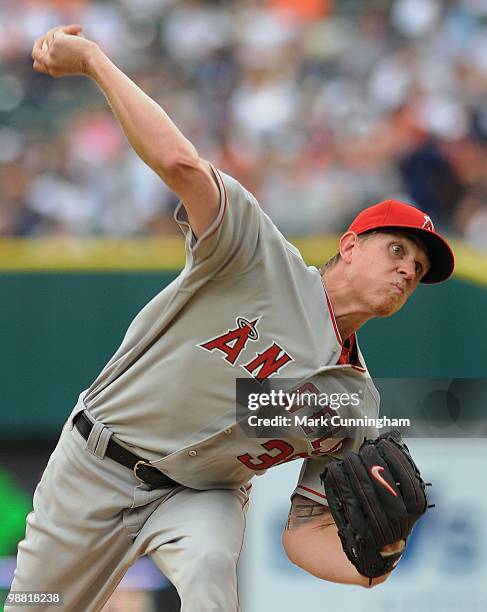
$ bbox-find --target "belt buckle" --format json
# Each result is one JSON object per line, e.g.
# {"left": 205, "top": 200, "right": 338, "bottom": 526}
{"left": 133, "top": 460, "right": 153, "bottom": 483}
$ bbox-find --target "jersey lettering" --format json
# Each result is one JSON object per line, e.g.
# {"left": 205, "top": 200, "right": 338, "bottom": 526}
{"left": 242, "top": 343, "right": 293, "bottom": 381}
{"left": 199, "top": 317, "right": 259, "bottom": 365}
{"left": 238, "top": 437, "right": 343, "bottom": 470}
{"left": 310, "top": 437, "right": 344, "bottom": 454}
{"left": 237, "top": 440, "right": 294, "bottom": 470}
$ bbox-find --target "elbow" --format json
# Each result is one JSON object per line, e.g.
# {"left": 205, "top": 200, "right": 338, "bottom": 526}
{"left": 156, "top": 150, "right": 212, "bottom": 201}
{"left": 281, "top": 530, "right": 332, "bottom": 580}
{"left": 282, "top": 529, "right": 392, "bottom": 588}
{"left": 282, "top": 529, "right": 303, "bottom": 570}
{"left": 155, "top": 144, "right": 201, "bottom": 182}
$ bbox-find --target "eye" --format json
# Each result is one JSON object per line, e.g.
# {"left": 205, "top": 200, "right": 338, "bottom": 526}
{"left": 391, "top": 244, "right": 403, "bottom": 256}
{"left": 415, "top": 262, "right": 424, "bottom": 276}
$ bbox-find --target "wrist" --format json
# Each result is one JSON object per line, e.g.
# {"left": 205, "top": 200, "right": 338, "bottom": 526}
{"left": 84, "top": 41, "right": 104, "bottom": 79}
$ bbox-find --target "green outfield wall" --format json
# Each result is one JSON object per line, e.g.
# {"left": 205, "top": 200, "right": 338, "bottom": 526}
{"left": 1, "top": 237, "right": 485, "bottom": 436}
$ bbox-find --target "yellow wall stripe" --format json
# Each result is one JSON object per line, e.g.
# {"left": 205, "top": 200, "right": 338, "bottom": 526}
{"left": 0, "top": 237, "right": 484, "bottom": 286}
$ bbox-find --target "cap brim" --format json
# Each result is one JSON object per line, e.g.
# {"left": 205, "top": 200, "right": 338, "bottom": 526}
{"left": 400, "top": 228, "right": 454, "bottom": 283}
{"left": 363, "top": 225, "right": 455, "bottom": 283}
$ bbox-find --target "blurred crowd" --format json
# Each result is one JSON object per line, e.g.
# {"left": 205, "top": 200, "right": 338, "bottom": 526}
{"left": 0, "top": 0, "right": 487, "bottom": 246}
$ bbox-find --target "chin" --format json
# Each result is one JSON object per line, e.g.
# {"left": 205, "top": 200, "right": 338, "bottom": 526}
{"left": 372, "top": 297, "right": 404, "bottom": 318}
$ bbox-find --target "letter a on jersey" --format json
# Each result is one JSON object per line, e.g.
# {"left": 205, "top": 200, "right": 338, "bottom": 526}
{"left": 199, "top": 317, "right": 260, "bottom": 365}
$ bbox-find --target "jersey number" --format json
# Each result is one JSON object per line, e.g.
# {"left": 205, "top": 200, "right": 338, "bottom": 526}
{"left": 237, "top": 440, "right": 295, "bottom": 470}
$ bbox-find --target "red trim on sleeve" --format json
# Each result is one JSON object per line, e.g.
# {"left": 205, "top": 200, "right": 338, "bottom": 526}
{"left": 322, "top": 279, "right": 342, "bottom": 345}
{"left": 296, "top": 485, "right": 327, "bottom": 500}
{"left": 322, "top": 439, "right": 345, "bottom": 454}
{"left": 321, "top": 277, "right": 364, "bottom": 368}
{"left": 337, "top": 333, "right": 357, "bottom": 365}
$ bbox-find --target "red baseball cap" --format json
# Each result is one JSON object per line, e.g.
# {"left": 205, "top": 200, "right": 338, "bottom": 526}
{"left": 348, "top": 199, "right": 454, "bottom": 284}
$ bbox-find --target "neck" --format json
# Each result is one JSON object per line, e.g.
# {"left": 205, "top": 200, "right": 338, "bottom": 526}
{"left": 322, "top": 267, "right": 373, "bottom": 341}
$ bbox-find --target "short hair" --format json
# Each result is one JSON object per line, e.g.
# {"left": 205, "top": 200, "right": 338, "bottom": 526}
{"left": 320, "top": 252, "right": 341, "bottom": 273}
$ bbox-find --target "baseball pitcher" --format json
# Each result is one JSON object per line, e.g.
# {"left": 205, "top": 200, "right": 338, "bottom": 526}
{"left": 6, "top": 25, "right": 454, "bottom": 611}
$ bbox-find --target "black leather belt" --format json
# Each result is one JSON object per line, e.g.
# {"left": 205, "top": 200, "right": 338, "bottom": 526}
{"left": 73, "top": 411, "right": 180, "bottom": 490}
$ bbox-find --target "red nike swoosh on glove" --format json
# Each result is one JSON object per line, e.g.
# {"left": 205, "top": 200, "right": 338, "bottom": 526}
{"left": 370, "top": 465, "right": 398, "bottom": 497}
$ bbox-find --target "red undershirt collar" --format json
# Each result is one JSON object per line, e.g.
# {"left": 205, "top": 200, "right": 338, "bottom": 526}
{"left": 320, "top": 274, "right": 359, "bottom": 366}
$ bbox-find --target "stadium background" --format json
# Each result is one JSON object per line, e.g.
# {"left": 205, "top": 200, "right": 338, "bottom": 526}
{"left": 1, "top": 0, "right": 486, "bottom": 610}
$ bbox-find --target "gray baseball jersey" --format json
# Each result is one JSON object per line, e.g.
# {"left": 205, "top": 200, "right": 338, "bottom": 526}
{"left": 80, "top": 166, "right": 379, "bottom": 504}
{"left": 8, "top": 166, "right": 381, "bottom": 612}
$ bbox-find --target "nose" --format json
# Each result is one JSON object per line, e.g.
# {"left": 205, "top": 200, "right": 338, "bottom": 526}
{"left": 398, "top": 259, "right": 416, "bottom": 281}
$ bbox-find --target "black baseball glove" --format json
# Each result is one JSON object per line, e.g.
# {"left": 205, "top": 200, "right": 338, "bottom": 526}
{"left": 320, "top": 430, "right": 431, "bottom": 579}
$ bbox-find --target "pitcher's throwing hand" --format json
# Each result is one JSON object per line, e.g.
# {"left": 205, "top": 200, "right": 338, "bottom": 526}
{"left": 32, "top": 25, "right": 94, "bottom": 78}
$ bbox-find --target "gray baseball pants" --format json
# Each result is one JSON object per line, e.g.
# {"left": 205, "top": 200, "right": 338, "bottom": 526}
{"left": 6, "top": 404, "right": 248, "bottom": 611}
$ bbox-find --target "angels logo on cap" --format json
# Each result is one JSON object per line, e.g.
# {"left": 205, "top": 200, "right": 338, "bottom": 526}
{"left": 348, "top": 200, "right": 454, "bottom": 284}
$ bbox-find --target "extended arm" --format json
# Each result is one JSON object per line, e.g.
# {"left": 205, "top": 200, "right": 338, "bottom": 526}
{"left": 282, "top": 495, "right": 392, "bottom": 588}
{"left": 31, "top": 25, "right": 219, "bottom": 238}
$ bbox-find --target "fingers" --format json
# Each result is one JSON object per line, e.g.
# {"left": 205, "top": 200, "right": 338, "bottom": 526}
{"left": 62, "top": 24, "right": 83, "bottom": 36}
{"left": 31, "top": 24, "right": 85, "bottom": 76}
{"left": 32, "top": 35, "right": 46, "bottom": 61}
{"left": 32, "top": 59, "right": 49, "bottom": 75}
{"left": 48, "top": 24, "right": 83, "bottom": 45}
{"left": 31, "top": 34, "right": 49, "bottom": 74}
{"left": 32, "top": 24, "right": 83, "bottom": 58}
{"left": 45, "top": 27, "right": 59, "bottom": 49}
{"left": 31, "top": 27, "right": 56, "bottom": 65}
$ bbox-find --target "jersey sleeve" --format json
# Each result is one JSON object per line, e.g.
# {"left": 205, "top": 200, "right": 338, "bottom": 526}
{"left": 174, "top": 164, "right": 265, "bottom": 279}
{"left": 293, "top": 417, "right": 381, "bottom": 506}
{"left": 292, "top": 457, "right": 333, "bottom": 506}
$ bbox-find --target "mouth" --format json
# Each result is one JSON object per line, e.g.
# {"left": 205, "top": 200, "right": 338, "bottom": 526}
{"left": 390, "top": 282, "right": 405, "bottom": 295}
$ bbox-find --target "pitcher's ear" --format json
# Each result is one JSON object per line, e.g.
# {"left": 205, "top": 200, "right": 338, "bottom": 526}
{"left": 339, "top": 231, "right": 360, "bottom": 264}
